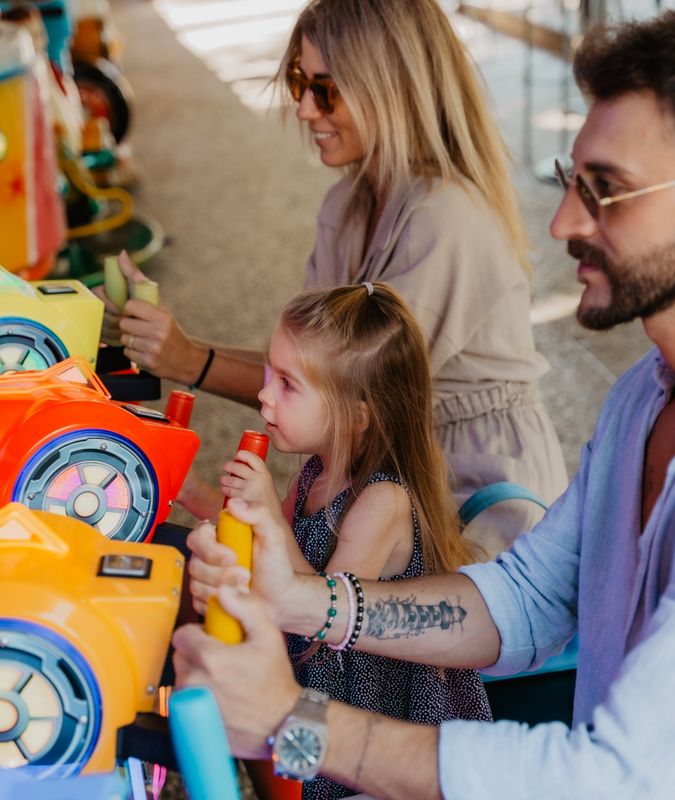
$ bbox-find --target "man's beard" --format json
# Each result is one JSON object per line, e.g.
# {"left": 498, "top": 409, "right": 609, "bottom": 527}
{"left": 568, "top": 238, "right": 675, "bottom": 330}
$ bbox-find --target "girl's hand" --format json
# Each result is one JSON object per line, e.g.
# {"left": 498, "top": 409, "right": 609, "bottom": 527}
{"left": 221, "top": 451, "right": 282, "bottom": 516}
{"left": 187, "top": 520, "right": 248, "bottom": 615}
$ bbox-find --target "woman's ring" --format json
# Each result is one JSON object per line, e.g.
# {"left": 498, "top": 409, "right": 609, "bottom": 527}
{"left": 128, "top": 335, "right": 134, "bottom": 348}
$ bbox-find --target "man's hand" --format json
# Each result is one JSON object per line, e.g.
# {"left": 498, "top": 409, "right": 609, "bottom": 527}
{"left": 227, "top": 497, "right": 297, "bottom": 613}
{"left": 187, "top": 498, "right": 297, "bottom": 622}
{"left": 172, "top": 587, "right": 301, "bottom": 758}
{"left": 187, "top": 520, "right": 242, "bottom": 615}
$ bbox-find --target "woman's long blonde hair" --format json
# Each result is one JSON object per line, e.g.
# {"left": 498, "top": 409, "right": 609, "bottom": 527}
{"left": 277, "top": 0, "right": 532, "bottom": 278}
{"left": 281, "top": 283, "right": 476, "bottom": 574}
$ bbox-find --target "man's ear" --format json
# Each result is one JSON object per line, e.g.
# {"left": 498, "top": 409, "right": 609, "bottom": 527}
{"left": 357, "top": 400, "right": 370, "bottom": 434}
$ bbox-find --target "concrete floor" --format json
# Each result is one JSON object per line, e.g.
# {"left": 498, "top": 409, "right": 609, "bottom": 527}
{"left": 108, "top": 1, "right": 657, "bottom": 796}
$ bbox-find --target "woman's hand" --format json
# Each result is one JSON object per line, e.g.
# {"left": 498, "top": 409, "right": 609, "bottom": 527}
{"left": 221, "top": 451, "right": 282, "bottom": 514}
{"left": 94, "top": 249, "right": 150, "bottom": 346}
{"left": 95, "top": 250, "right": 205, "bottom": 383}
{"left": 172, "top": 587, "right": 301, "bottom": 759}
{"left": 118, "top": 300, "right": 202, "bottom": 382}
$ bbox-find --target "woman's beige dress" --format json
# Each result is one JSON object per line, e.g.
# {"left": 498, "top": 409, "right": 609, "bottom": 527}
{"left": 305, "top": 176, "right": 568, "bottom": 560}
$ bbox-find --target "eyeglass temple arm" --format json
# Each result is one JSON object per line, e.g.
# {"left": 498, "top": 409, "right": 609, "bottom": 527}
{"left": 598, "top": 179, "right": 675, "bottom": 206}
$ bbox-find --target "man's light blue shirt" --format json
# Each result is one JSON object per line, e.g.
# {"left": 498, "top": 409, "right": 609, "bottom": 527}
{"left": 440, "top": 348, "right": 675, "bottom": 798}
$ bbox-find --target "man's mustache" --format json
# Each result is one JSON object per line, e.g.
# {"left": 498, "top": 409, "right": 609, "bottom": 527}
{"left": 568, "top": 239, "right": 609, "bottom": 271}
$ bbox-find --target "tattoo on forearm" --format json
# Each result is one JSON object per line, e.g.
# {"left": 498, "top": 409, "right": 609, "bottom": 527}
{"left": 364, "top": 594, "right": 467, "bottom": 639}
{"left": 355, "top": 714, "right": 380, "bottom": 784}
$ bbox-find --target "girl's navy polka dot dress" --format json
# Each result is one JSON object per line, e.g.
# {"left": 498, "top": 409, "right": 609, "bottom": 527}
{"left": 287, "top": 456, "right": 492, "bottom": 800}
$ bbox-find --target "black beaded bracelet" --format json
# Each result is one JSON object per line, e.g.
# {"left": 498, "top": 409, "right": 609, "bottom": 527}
{"left": 307, "top": 571, "right": 338, "bottom": 642}
{"left": 189, "top": 347, "right": 215, "bottom": 391}
{"left": 343, "top": 572, "right": 364, "bottom": 651}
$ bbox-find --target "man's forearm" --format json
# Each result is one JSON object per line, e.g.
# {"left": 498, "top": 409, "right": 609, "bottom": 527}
{"left": 280, "top": 573, "right": 500, "bottom": 669}
{"left": 324, "top": 702, "right": 441, "bottom": 800}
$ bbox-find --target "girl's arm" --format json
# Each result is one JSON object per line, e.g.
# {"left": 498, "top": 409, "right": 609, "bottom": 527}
{"left": 176, "top": 466, "right": 226, "bottom": 521}
{"left": 324, "top": 480, "right": 413, "bottom": 580}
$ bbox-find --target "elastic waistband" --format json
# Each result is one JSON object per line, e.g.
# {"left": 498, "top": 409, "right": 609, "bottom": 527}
{"left": 433, "top": 382, "right": 539, "bottom": 424}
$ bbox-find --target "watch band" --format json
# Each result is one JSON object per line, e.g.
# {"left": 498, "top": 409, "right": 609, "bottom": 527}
{"left": 292, "top": 688, "right": 330, "bottom": 722}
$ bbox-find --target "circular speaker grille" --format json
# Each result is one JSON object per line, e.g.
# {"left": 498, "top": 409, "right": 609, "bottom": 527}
{"left": 0, "top": 319, "right": 68, "bottom": 375}
{"left": 12, "top": 430, "right": 158, "bottom": 542}
{"left": 0, "top": 620, "right": 101, "bottom": 778}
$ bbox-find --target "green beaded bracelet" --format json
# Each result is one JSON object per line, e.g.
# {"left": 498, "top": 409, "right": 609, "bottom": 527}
{"left": 307, "top": 571, "right": 338, "bottom": 643}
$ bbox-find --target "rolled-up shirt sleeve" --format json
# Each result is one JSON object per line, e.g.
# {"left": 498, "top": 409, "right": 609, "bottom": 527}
{"left": 459, "top": 443, "right": 589, "bottom": 676}
{"left": 438, "top": 590, "right": 675, "bottom": 798}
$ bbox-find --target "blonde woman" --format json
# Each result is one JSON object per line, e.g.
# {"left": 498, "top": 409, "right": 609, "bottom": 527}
{"left": 107, "top": 0, "right": 567, "bottom": 556}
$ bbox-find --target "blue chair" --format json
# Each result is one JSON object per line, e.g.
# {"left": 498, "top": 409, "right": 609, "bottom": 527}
{"left": 460, "top": 482, "right": 578, "bottom": 726}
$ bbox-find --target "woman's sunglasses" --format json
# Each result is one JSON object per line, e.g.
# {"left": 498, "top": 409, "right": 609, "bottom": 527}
{"left": 286, "top": 63, "right": 339, "bottom": 114}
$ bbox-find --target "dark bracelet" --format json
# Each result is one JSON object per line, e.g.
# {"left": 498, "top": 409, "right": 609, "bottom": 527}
{"left": 189, "top": 347, "right": 215, "bottom": 391}
{"left": 343, "top": 573, "right": 364, "bottom": 651}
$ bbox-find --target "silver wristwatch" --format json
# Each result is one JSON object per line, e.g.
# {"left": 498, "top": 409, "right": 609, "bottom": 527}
{"left": 269, "top": 688, "right": 329, "bottom": 781}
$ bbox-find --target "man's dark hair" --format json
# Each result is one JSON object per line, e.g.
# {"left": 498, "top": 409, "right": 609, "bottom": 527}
{"left": 574, "top": 11, "right": 675, "bottom": 118}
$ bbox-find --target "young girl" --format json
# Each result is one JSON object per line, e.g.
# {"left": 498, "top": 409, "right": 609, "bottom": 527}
{"left": 215, "top": 282, "right": 492, "bottom": 800}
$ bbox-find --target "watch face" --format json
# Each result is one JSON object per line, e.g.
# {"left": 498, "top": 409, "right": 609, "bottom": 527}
{"left": 277, "top": 724, "right": 323, "bottom": 776}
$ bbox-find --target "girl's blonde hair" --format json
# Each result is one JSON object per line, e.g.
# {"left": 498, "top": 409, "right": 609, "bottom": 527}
{"left": 277, "top": 0, "right": 532, "bottom": 278}
{"left": 281, "top": 283, "right": 476, "bottom": 574}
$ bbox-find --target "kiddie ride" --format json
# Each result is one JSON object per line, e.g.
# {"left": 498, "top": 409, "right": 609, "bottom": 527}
{"left": 0, "top": 19, "right": 65, "bottom": 281}
{"left": 0, "top": 263, "right": 162, "bottom": 399}
{"left": 0, "top": 358, "right": 199, "bottom": 542}
{"left": 0, "top": 503, "right": 183, "bottom": 777}
{"left": 0, "top": 503, "right": 245, "bottom": 800}
{"left": 0, "top": 266, "right": 102, "bottom": 375}
{"left": 0, "top": 8, "right": 163, "bottom": 286}
{"left": 0, "top": 503, "right": 184, "bottom": 800}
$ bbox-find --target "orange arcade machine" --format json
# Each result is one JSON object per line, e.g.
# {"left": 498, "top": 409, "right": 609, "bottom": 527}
{"left": 0, "top": 358, "right": 200, "bottom": 543}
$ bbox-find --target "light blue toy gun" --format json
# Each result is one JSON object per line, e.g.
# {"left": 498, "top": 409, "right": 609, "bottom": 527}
{"left": 169, "top": 686, "right": 241, "bottom": 800}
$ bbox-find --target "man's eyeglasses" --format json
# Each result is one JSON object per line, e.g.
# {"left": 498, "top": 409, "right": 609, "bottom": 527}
{"left": 286, "top": 63, "right": 339, "bottom": 114}
{"left": 555, "top": 159, "right": 675, "bottom": 220}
